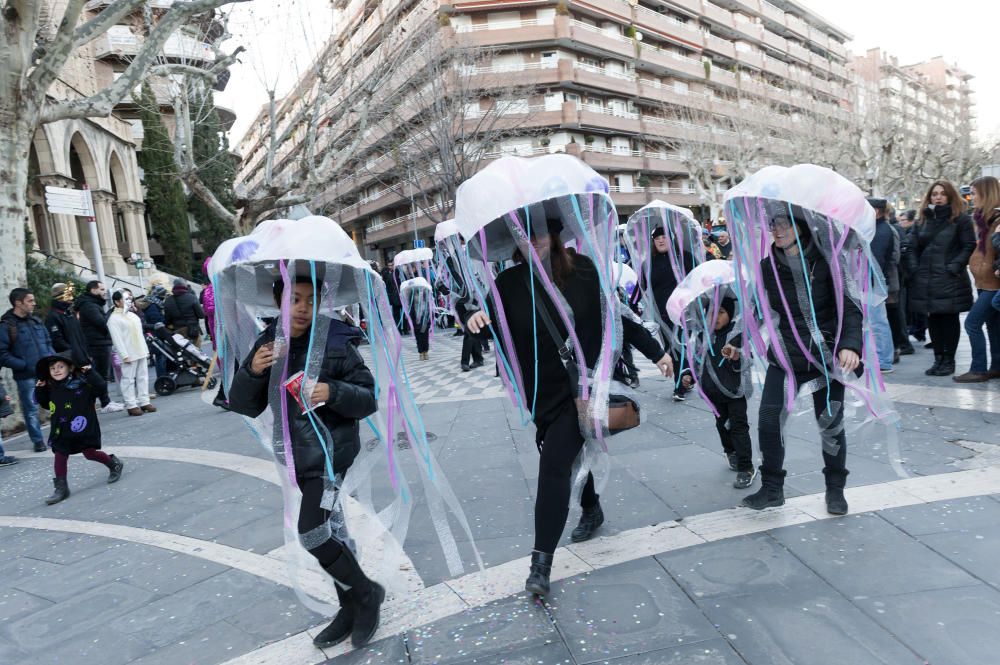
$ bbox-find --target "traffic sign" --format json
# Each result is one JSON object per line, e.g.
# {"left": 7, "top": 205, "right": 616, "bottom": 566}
{"left": 44, "top": 186, "right": 94, "bottom": 217}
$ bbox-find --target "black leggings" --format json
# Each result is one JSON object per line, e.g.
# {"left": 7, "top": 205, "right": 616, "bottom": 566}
{"left": 534, "top": 403, "right": 598, "bottom": 554}
{"left": 414, "top": 325, "right": 430, "bottom": 353}
{"left": 297, "top": 477, "right": 345, "bottom": 568}
{"left": 928, "top": 313, "right": 961, "bottom": 356}
{"left": 715, "top": 397, "right": 753, "bottom": 472}
{"left": 757, "top": 365, "right": 848, "bottom": 488}
{"left": 461, "top": 329, "right": 484, "bottom": 366}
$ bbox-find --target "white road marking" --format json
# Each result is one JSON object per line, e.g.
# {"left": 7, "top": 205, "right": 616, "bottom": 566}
{"left": 222, "top": 464, "right": 1000, "bottom": 665}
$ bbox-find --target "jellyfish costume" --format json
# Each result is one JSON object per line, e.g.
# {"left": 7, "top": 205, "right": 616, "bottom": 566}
{"left": 623, "top": 201, "right": 705, "bottom": 389}
{"left": 400, "top": 276, "right": 433, "bottom": 356}
{"left": 454, "top": 155, "right": 666, "bottom": 586}
{"left": 722, "top": 165, "right": 905, "bottom": 510}
{"left": 393, "top": 248, "right": 436, "bottom": 350}
{"left": 208, "top": 216, "right": 482, "bottom": 621}
{"left": 436, "top": 218, "right": 487, "bottom": 368}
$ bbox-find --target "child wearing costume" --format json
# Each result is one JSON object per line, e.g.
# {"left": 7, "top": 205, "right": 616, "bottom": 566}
{"left": 35, "top": 351, "right": 124, "bottom": 505}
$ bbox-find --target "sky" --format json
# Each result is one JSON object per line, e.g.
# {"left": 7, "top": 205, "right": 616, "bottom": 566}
{"left": 217, "top": 0, "right": 999, "bottom": 147}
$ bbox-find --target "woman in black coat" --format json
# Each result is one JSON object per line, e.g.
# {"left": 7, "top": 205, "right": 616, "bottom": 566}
{"left": 227, "top": 276, "right": 383, "bottom": 650}
{"left": 742, "top": 203, "right": 863, "bottom": 517}
{"left": 467, "top": 222, "right": 673, "bottom": 597}
{"left": 904, "top": 180, "right": 976, "bottom": 376}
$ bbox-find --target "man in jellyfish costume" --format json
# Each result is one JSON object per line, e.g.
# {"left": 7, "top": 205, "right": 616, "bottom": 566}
{"left": 435, "top": 220, "right": 486, "bottom": 371}
{"left": 723, "top": 165, "right": 899, "bottom": 516}
{"left": 623, "top": 201, "right": 705, "bottom": 401}
{"left": 457, "top": 155, "right": 673, "bottom": 597}
{"left": 665, "top": 261, "right": 755, "bottom": 489}
{"left": 393, "top": 248, "right": 435, "bottom": 356}
{"left": 210, "top": 217, "right": 481, "bottom": 650}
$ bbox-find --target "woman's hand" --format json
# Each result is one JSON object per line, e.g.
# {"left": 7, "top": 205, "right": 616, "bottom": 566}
{"left": 250, "top": 343, "right": 276, "bottom": 375}
{"left": 721, "top": 344, "right": 740, "bottom": 361}
{"left": 655, "top": 353, "right": 674, "bottom": 377}
{"left": 310, "top": 382, "right": 331, "bottom": 405}
{"left": 838, "top": 349, "right": 860, "bottom": 373}
{"left": 466, "top": 311, "right": 490, "bottom": 334}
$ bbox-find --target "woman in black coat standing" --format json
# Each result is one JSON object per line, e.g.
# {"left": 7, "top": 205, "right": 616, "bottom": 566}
{"left": 467, "top": 218, "right": 673, "bottom": 597}
{"left": 905, "top": 180, "right": 976, "bottom": 376}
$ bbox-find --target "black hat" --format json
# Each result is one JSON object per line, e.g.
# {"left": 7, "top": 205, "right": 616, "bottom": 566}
{"left": 719, "top": 296, "right": 737, "bottom": 322}
{"left": 651, "top": 225, "right": 666, "bottom": 239}
{"left": 866, "top": 197, "right": 887, "bottom": 210}
{"left": 35, "top": 351, "right": 76, "bottom": 380}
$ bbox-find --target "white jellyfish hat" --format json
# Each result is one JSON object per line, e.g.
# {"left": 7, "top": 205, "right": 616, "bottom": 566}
{"left": 434, "top": 219, "right": 460, "bottom": 243}
{"left": 209, "top": 216, "right": 481, "bottom": 613}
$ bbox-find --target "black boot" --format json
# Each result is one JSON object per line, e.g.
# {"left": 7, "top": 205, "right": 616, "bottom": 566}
{"left": 925, "top": 354, "right": 943, "bottom": 376}
{"left": 525, "top": 550, "right": 553, "bottom": 597}
{"left": 570, "top": 501, "right": 605, "bottom": 543}
{"left": 33, "top": 441, "right": 46, "bottom": 453}
{"left": 107, "top": 455, "right": 124, "bottom": 483}
{"left": 323, "top": 548, "right": 385, "bottom": 648}
{"left": 313, "top": 583, "right": 354, "bottom": 648}
{"left": 933, "top": 353, "right": 955, "bottom": 376}
{"left": 823, "top": 468, "right": 850, "bottom": 515}
{"left": 741, "top": 468, "right": 785, "bottom": 510}
{"left": 45, "top": 478, "right": 70, "bottom": 505}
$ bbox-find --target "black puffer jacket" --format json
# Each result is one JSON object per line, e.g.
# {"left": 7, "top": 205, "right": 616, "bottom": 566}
{"left": 164, "top": 285, "right": 205, "bottom": 334}
{"left": 227, "top": 318, "right": 377, "bottom": 480}
{"left": 645, "top": 251, "right": 695, "bottom": 322}
{"left": 761, "top": 240, "right": 864, "bottom": 373}
{"left": 75, "top": 292, "right": 111, "bottom": 349}
{"left": 699, "top": 322, "right": 743, "bottom": 404}
{"left": 905, "top": 205, "right": 975, "bottom": 315}
{"left": 46, "top": 300, "right": 92, "bottom": 367}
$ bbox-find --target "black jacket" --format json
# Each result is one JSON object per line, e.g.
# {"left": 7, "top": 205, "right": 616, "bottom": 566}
{"left": 905, "top": 206, "right": 976, "bottom": 315}
{"left": 488, "top": 254, "right": 664, "bottom": 427}
{"left": 0, "top": 310, "right": 54, "bottom": 381}
{"left": 761, "top": 240, "right": 863, "bottom": 374}
{"left": 699, "top": 322, "right": 743, "bottom": 404}
{"left": 645, "top": 251, "right": 695, "bottom": 323}
{"left": 164, "top": 286, "right": 205, "bottom": 334}
{"left": 227, "top": 319, "right": 377, "bottom": 480}
{"left": 46, "top": 301, "right": 92, "bottom": 367}
{"left": 870, "top": 218, "right": 895, "bottom": 280}
{"left": 75, "top": 292, "right": 112, "bottom": 349}
{"left": 35, "top": 368, "right": 106, "bottom": 454}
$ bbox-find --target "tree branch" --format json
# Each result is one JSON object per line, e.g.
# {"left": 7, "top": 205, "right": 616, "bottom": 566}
{"left": 72, "top": 0, "right": 145, "bottom": 48}
{"left": 40, "top": 0, "right": 251, "bottom": 123}
{"left": 29, "top": 0, "right": 86, "bottom": 92}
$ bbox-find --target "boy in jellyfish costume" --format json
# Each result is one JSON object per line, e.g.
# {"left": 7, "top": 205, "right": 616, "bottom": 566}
{"left": 210, "top": 217, "right": 481, "bottom": 650}
{"left": 456, "top": 155, "right": 673, "bottom": 596}
{"left": 400, "top": 276, "right": 433, "bottom": 361}
{"left": 723, "top": 164, "right": 903, "bottom": 516}
{"left": 666, "top": 261, "right": 755, "bottom": 489}
{"left": 392, "top": 248, "right": 435, "bottom": 354}
{"left": 436, "top": 219, "right": 486, "bottom": 371}
{"left": 623, "top": 201, "right": 706, "bottom": 401}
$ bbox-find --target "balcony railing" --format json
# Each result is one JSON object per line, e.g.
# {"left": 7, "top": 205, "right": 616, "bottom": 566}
{"left": 366, "top": 199, "right": 454, "bottom": 233}
{"left": 454, "top": 18, "right": 550, "bottom": 32}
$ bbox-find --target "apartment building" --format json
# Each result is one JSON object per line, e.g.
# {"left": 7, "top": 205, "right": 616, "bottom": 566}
{"left": 237, "top": 0, "right": 856, "bottom": 261}
{"left": 27, "top": 0, "right": 228, "bottom": 278}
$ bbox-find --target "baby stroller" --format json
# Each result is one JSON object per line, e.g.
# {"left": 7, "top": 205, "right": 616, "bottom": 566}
{"left": 147, "top": 324, "right": 216, "bottom": 396}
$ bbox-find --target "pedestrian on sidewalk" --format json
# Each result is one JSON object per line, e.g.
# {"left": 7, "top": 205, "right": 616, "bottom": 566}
{"left": 867, "top": 198, "right": 898, "bottom": 373}
{"left": 34, "top": 351, "right": 124, "bottom": 505}
{"left": 200, "top": 256, "right": 229, "bottom": 409}
{"left": 141, "top": 284, "right": 169, "bottom": 378}
{"left": 0, "top": 382, "right": 17, "bottom": 466}
{"left": 679, "top": 296, "right": 755, "bottom": 488}
{"left": 905, "top": 181, "right": 976, "bottom": 377}
{"left": 164, "top": 279, "right": 205, "bottom": 346}
{"left": 76, "top": 281, "right": 113, "bottom": 384}
{"left": 0, "top": 288, "right": 54, "bottom": 452}
{"left": 955, "top": 175, "right": 1000, "bottom": 382}
{"left": 401, "top": 278, "right": 433, "bottom": 361}
{"left": 436, "top": 226, "right": 485, "bottom": 372}
{"left": 228, "top": 276, "right": 383, "bottom": 650}
{"left": 108, "top": 291, "right": 155, "bottom": 416}
{"left": 466, "top": 213, "right": 673, "bottom": 598}
{"left": 899, "top": 209, "right": 927, "bottom": 344}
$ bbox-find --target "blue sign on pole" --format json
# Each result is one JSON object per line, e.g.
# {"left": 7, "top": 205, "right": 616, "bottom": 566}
{"left": 413, "top": 239, "right": 426, "bottom": 248}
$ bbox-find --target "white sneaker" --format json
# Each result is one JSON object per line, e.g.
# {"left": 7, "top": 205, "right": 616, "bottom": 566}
{"left": 100, "top": 401, "right": 126, "bottom": 413}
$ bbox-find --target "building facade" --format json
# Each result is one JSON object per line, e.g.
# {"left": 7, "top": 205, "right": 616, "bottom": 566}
{"left": 27, "top": 0, "right": 229, "bottom": 280}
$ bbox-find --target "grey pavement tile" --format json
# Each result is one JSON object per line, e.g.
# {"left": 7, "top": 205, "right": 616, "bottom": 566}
{"left": 172, "top": 474, "right": 283, "bottom": 508}
{"left": 13, "top": 628, "right": 154, "bottom": 665}
{"left": 858, "top": 585, "right": 1000, "bottom": 665}
{"left": 916, "top": 529, "right": 1000, "bottom": 589}
{"left": 0, "top": 642, "right": 29, "bottom": 664}
{"left": 105, "top": 554, "right": 228, "bottom": 597}
{"left": 128, "top": 619, "right": 260, "bottom": 665}
{"left": 224, "top": 591, "right": 324, "bottom": 642}
{"left": 211, "top": 510, "right": 284, "bottom": 553}
{"left": 573, "top": 467, "right": 678, "bottom": 538}
{"left": 407, "top": 594, "right": 558, "bottom": 665}
{"left": 784, "top": 453, "right": 900, "bottom": 496}
{"left": 3, "top": 581, "right": 156, "bottom": 652}
{"left": 0, "top": 556, "right": 64, "bottom": 589}
{"left": 153, "top": 502, "right": 276, "bottom": 541}
{"left": 0, "top": 529, "right": 73, "bottom": 559}
{"left": 769, "top": 513, "right": 979, "bottom": 598}
{"left": 12, "top": 542, "right": 173, "bottom": 602}
{"left": 655, "top": 533, "right": 822, "bottom": 600}
{"left": 594, "top": 638, "right": 746, "bottom": 664}
{"left": 324, "top": 635, "right": 410, "bottom": 664}
{"left": 0, "top": 587, "right": 53, "bottom": 623}
{"left": 880, "top": 496, "right": 1000, "bottom": 536}
{"left": 26, "top": 533, "right": 121, "bottom": 566}
{"left": 441, "top": 641, "right": 576, "bottom": 665}
{"left": 109, "top": 569, "right": 280, "bottom": 647}
{"left": 699, "top": 588, "right": 922, "bottom": 665}
{"left": 545, "top": 557, "right": 717, "bottom": 664}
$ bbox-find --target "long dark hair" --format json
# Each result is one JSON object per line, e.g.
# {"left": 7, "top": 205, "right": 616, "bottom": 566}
{"left": 918, "top": 180, "right": 966, "bottom": 223}
{"left": 548, "top": 235, "right": 576, "bottom": 289}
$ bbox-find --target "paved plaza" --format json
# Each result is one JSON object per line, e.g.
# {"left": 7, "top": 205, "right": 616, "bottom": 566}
{"left": 1, "top": 333, "right": 999, "bottom": 665}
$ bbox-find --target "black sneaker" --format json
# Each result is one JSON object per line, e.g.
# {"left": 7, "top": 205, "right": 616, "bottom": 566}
{"left": 471, "top": 359, "right": 484, "bottom": 368}
{"left": 461, "top": 364, "right": 472, "bottom": 372}
{"left": 733, "top": 469, "right": 756, "bottom": 489}
{"left": 825, "top": 488, "right": 848, "bottom": 515}
{"left": 726, "top": 453, "right": 738, "bottom": 471}
{"left": 898, "top": 344, "right": 915, "bottom": 356}
{"left": 33, "top": 441, "right": 46, "bottom": 453}
{"left": 672, "top": 389, "right": 687, "bottom": 402}
{"left": 742, "top": 485, "right": 784, "bottom": 510}
{"left": 0, "top": 456, "right": 18, "bottom": 467}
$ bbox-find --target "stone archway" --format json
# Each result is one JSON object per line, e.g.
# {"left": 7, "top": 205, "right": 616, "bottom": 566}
{"left": 69, "top": 132, "right": 128, "bottom": 276}
{"left": 27, "top": 144, "right": 56, "bottom": 254}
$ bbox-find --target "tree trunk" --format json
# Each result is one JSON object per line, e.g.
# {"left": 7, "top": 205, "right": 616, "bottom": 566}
{"left": 0, "top": 118, "right": 34, "bottom": 299}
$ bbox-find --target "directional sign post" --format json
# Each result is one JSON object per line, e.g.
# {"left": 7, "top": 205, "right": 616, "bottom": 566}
{"left": 44, "top": 185, "right": 105, "bottom": 287}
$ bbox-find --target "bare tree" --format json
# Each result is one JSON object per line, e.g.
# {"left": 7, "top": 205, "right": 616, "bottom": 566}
{"left": 338, "top": 20, "right": 541, "bottom": 233}
{"left": 0, "top": 0, "right": 252, "bottom": 297}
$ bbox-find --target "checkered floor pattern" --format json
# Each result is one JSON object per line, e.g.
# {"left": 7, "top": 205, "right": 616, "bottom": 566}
{"left": 362, "top": 329, "right": 507, "bottom": 404}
